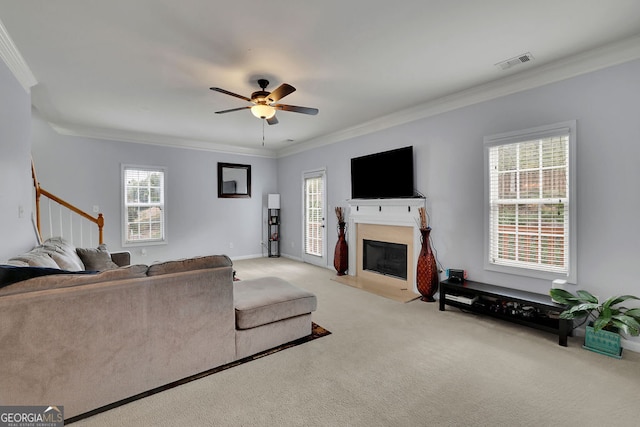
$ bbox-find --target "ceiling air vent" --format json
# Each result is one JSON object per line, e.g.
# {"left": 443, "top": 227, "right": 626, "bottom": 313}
{"left": 495, "top": 52, "right": 534, "bottom": 70}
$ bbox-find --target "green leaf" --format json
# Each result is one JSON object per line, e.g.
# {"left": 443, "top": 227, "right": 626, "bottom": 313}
{"left": 608, "top": 308, "right": 623, "bottom": 318}
{"left": 576, "top": 290, "right": 598, "bottom": 304}
{"left": 604, "top": 295, "right": 640, "bottom": 308}
{"left": 624, "top": 308, "right": 640, "bottom": 321}
{"left": 613, "top": 315, "right": 640, "bottom": 336}
{"left": 549, "top": 289, "right": 581, "bottom": 305}
{"left": 567, "top": 303, "right": 599, "bottom": 314}
{"left": 611, "top": 319, "right": 639, "bottom": 336}
{"left": 611, "top": 319, "right": 629, "bottom": 335}
{"left": 560, "top": 310, "right": 587, "bottom": 319}
{"left": 559, "top": 303, "right": 597, "bottom": 319}
{"left": 593, "top": 317, "right": 611, "bottom": 332}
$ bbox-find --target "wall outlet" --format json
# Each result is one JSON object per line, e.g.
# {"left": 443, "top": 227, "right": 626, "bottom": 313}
{"left": 93, "top": 205, "right": 100, "bottom": 213}
{"left": 18, "top": 205, "right": 24, "bottom": 218}
{"left": 229, "top": 242, "right": 234, "bottom": 249}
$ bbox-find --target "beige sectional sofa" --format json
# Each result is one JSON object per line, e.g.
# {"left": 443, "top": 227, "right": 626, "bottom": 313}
{"left": 0, "top": 238, "right": 317, "bottom": 420}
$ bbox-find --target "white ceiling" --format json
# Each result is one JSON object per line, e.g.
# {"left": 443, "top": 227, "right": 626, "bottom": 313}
{"left": 2, "top": 1, "right": 640, "bottom": 157}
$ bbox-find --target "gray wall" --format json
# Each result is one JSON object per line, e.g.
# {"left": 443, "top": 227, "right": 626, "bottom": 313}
{"left": 31, "top": 111, "right": 278, "bottom": 264}
{"left": 278, "top": 59, "right": 640, "bottom": 304}
{"left": 0, "top": 59, "right": 37, "bottom": 261}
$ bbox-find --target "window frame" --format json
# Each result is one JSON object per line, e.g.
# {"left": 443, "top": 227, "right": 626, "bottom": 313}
{"left": 121, "top": 164, "right": 168, "bottom": 247}
{"left": 483, "top": 121, "right": 577, "bottom": 283}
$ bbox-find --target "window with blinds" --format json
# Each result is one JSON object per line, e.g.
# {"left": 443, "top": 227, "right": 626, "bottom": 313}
{"left": 484, "top": 121, "right": 576, "bottom": 281}
{"left": 122, "top": 165, "right": 166, "bottom": 245}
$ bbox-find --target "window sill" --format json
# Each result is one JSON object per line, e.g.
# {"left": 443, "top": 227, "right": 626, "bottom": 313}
{"left": 122, "top": 239, "right": 167, "bottom": 248}
{"left": 484, "top": 261, "right": 576, "bottom": 284}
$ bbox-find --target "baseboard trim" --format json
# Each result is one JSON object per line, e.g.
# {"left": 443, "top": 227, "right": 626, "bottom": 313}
{"left": 281, "top": 253, "right": 302, "bottom": 262}
{"left": 230, "top": 253, "right": 264, "bottom": 261}
{"left": 622, "top": 337, "right": 640, "bottom": 353}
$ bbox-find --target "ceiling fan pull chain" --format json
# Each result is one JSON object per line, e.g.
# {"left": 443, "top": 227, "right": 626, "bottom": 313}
{"left": 262, "top": 120, "right": 265, "bottom": 146}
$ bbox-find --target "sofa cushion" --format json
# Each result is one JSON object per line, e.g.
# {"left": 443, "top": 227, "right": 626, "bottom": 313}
{"left": 0, "top": 264, "right": 149, "bottom": 297}
{"left": 0, "top": 265, "right": 96, "bottom": 289}
{"left": 147, "top": 255, "right": 232, "bottom": 276}
{"left": 76, "top": 244, "right": 120, "bottom": 271}
{"left": 234, "top": 276, "right": 317, "bottom": 330}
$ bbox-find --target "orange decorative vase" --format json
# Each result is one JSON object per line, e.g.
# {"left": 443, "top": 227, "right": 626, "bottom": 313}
{"left": 334, "top": 222, "right": 348, "bottom": 276}
{"left": 416, "top": 227, "right": 439, "bottom": 302}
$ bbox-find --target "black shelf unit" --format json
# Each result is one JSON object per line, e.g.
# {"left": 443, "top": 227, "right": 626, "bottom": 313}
{"left": 268, "top": 208, "right": 280, "bottom": 257}
{"left": 439, "top": 279, "right": 571, "bottom": 346}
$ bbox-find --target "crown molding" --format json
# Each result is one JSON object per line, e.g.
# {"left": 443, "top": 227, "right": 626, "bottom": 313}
{"left": 277, "top": 34, "right": 640, "bottom": 158}
{"left": 0, "top": 18, "right": 37, "bottom": 92}
{"left": 50, "top": 122, "right": 277, "bottom": 158}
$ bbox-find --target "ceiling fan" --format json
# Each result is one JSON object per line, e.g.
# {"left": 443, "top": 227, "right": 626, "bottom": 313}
{"left": 210, "top": 79, "right": 318, "bottom": 125}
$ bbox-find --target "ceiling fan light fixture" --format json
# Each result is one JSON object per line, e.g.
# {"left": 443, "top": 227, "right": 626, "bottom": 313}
{"left": 251, "top": 104, "right": 276, "bottom": 119}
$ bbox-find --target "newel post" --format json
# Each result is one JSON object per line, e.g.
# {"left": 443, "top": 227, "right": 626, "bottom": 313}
{"left": 97, "top": 213, "right": 105, "bottom": 245}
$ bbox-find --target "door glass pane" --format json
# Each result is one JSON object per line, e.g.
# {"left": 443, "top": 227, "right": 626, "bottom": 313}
{"left": 305, "top": 176, "right": 323, "bottom": 256}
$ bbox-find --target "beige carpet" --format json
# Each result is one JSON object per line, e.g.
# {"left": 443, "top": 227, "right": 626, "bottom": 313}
{"left": 74, "top": 257, "right": 640, "bottom": 427}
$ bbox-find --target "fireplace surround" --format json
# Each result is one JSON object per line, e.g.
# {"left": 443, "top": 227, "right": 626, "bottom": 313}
{"left": 347, "top": 198, "right": 426, "bottom": 293}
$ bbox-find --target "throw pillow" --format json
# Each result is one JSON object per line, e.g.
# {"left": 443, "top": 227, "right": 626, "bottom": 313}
{"left": 8, "top": 251, "right": 61, "bottom": 269}
{"left": 76, "top": 244, "right": 120, "bottom": 271}
{"left": 41, "top": 237, "right": 86, "bottom": 271}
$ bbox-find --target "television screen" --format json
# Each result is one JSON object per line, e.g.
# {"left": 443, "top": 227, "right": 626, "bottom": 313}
{"left": 350, "top": 146, "right": 415, "bottom": 199}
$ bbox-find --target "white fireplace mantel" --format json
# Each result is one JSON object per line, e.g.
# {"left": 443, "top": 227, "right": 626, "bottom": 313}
{"left": 347, "top": 198, "right": 426, "bottom": 292}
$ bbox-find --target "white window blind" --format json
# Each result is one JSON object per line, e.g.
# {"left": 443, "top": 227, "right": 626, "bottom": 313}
{"left": 123, "top": 166, "right": 166, "bottom": 245}
{"left": 485, "top": 121, "right": 576, "bottom": 281}
{"left": 305, "top": 176, "right": 324, "bottom": 256}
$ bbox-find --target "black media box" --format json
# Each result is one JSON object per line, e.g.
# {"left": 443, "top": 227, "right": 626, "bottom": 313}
{"left": 447, "top": 269, "right": 466, "bottom": 283}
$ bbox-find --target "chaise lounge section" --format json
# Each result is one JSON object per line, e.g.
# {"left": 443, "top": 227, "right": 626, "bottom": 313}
{"left": 234, "top": 276, "right": 318, "bottom": 359}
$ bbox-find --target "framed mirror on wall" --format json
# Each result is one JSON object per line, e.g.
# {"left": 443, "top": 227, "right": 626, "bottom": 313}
{"left": 218, "top": 162, "right": 251, "bottom": 198}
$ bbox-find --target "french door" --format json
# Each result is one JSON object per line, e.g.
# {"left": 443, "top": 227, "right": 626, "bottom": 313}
{"left": 302, "top": 169, "right": 327, "bottom": 267}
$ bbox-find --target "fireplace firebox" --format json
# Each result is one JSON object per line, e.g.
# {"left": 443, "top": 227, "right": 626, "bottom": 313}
{"left": 363, "top": 239, "right": 408, "bottom": 280}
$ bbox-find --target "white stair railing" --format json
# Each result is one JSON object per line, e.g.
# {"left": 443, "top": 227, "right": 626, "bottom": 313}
{"left": 39, "top": 197, "right": 99, "bottom": 248}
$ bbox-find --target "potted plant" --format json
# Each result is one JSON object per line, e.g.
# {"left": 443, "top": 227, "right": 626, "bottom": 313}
{"left": 549, "top": 288, "right": 640, "bottom": 358}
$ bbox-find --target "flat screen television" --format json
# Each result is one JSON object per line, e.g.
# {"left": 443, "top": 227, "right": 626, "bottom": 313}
{"left": 351, "top": 146, "right": 415, "bottom": 199}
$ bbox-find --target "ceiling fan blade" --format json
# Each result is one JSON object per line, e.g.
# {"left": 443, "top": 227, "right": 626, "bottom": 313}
{"left": 210, "top": 87, "right": 252, "bottom": 102}
{"left": 266, "top": 116, "right": 279, "bottom": 125}
{"left": 274, "top": 104, "right": 319, "bottom": 115}
{"left": 215, "top": 106, "right": 251, "bottom": 114}
{"left": 267, "top": 84, "right": 296, "bottom": 103}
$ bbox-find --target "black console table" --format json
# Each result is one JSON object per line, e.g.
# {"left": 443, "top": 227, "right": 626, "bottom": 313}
{"left": 439, "top": 279, "right": 571, "bottom": 346}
